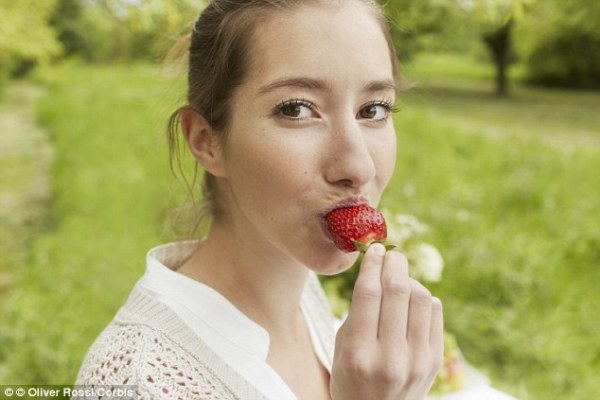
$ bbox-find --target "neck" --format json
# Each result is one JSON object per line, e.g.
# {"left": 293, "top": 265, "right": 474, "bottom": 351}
{"left": 177, "top": 218, "right": 309, "bottom": 335}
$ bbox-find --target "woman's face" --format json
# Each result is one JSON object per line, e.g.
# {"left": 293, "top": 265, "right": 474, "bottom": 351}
{"left": 219, "top": 1, "right": 397, "bottom": 274}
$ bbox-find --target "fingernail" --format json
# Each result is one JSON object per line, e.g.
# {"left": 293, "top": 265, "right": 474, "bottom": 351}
{"left": 371, "top": 243, "right": 386, "bottom": 256}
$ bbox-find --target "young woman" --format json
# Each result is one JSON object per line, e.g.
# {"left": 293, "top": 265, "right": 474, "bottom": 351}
{"left": 75, "top": 1, "right": 444, "bottom": 399}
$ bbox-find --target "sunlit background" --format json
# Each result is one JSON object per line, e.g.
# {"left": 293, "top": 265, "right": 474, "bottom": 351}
{"left": 1, "top": 1, "right": 599, "bottom": 399}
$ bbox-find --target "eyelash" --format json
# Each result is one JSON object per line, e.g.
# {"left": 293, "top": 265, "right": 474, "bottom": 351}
{"left": 273, "top": 98, "right": 399, "bottom": 121}
{"left": 361, "top": 100, "right": 399, "bottom": 121}
{"left": 274, "top": 99, "right": 316, "bottom": 120}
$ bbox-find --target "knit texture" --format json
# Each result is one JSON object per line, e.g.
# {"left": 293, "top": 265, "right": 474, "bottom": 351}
{"left": 75, "top": 273, "right": 336, "bottom": 400}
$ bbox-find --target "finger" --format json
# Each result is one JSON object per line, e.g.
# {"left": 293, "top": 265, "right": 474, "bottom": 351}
{"left": 378, "top": 251, "right": 410, "bottom": 345}
{"left": 343, "top": 243, "right": 386, "bottom": 343}
{"left": 406, "top": 279, "right": 433, "bottom": 348}
{"left": 429, "top": 297, "right": 444, "bottom": 364}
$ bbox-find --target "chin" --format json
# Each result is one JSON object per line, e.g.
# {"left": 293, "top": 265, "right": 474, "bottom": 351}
{"left": 304, "top": 250, "right": 357, "bottom": 276}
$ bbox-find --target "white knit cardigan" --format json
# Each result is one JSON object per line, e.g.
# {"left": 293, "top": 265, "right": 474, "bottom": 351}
{"left": 75, "top": 273, "right": 336, "bottom": 400}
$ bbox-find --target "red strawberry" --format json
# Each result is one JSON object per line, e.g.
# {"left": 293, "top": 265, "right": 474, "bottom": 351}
{"left": 325, "top": 205, "right": 387, "bottom": 253}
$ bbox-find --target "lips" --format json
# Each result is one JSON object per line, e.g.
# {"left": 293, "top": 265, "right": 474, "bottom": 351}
{"left": 322, "top": 196, "right": 369, "bottom": 217}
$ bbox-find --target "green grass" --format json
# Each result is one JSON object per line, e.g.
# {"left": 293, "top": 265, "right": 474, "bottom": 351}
{"left": 385, "top": 109, "right": 600, "bottom": 399}
{"left": 404, "top": 53, "right": 600, "bottom": 144}
{"left": 402, "top": 52, "right": 528, "bottom": 83}
{"left": 0, "top": 82, "right": 51, "bottom": 339}
{"left": 0, "top": 62, "right": 188, "bottom": 383}
{"left": 385, "top": 54, "right": 600, "bottom": 399}
{"left": 1, "top": 57, "right": 599, "bottom": 399}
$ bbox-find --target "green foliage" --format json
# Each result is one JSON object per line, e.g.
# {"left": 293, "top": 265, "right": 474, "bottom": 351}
{"left": 381, "top": 0, "right": 529, "bottom": 95}
{"left": 518, "top": 0, "right": 600, "bottom": 87}
{"left": 455, "top": 0, "right": 526, "bottom": 32}
{"left": 119, "top": 0, "right": 203, "bottom": 60}
{"left": 49, "top": 0, "right": 89, "bottom": 57}
{"left": 72, "top": 5, "right": 121, "bottom": 61}
{"left": 381, "top": 0, "right": 528, "bottom": 57}
{"left": 47, "top": 0, "right": 203, "bottom": 62}
{"left": 382, "top": 0, "right": 453, "bottom": 60}
{"left": 383, "top": 0, "right": 600, "bottom": 90}
{"left": 0, "top": 0, "right": 62, "bottom": 80}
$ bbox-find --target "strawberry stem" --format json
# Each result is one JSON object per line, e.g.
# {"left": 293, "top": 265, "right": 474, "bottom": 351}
{"left": 349, "top": 240, "right": 396, "bottom": 270}
{"left": 350, "top": 249, "right": 366, "bottom": 270}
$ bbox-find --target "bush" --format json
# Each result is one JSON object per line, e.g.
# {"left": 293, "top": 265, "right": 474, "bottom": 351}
{"left": 520, "top": 0, "right": 600, "bottom": 88}
{"left": 49, "top": 0, "right": 201, "bottom": 63}
{"left": 525, "top": 27, "right": 600, "bottom": 88}
{"left": 0, "top": 0, "right": 62, "bottom": 90}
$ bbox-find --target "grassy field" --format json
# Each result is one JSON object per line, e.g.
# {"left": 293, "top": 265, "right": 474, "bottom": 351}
{"left": 393, "top": 54, "right": 600, "bottom": 399}
{"left": 0, "top": 62, "right": 187, "bottom": 384}
{"left": 0, "top": 82, "right": 53, "bottom": 377}
{"left": 0, "top": 57, "right": 598, "bottom": 399}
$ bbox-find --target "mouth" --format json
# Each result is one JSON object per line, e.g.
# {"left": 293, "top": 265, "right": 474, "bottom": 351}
{"left": 321, "top": 196, "right": 370, "bottom": 217}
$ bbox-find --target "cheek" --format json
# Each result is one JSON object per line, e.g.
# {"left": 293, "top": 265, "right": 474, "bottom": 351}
{"left": 375, "top": 130, "right": 397, "bottom": 188}
{"left": 226, "top": 134, "right": 314, "bottom": 203}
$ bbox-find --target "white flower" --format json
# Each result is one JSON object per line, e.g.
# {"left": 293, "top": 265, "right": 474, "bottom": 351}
{"left": 383, "top": 211, "right": 429, "bottom": 244}
{"left": 382, "top": 211, "right": 445, "bottom": 282}
{"left": 411, "top": 243, "right": 445, "bottom": 282}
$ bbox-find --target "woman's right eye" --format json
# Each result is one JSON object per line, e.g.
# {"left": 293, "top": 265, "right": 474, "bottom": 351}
{"left": 275, "top": 100, "right": 316, "bottom": 120}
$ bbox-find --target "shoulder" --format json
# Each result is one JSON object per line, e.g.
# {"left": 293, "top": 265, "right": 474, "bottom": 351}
{"left": 75, "top": 320, "right": 152, "bottom": 386}
{"left": 74, "top": 292, "right": 246, "bottom": 399}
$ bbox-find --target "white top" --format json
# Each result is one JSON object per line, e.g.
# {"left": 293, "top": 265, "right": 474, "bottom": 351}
{"left": 137, "top": 242, "right": 332, "bottom": 400}
{"left": 75, "top": 241, "right": 517, "bottom": 400}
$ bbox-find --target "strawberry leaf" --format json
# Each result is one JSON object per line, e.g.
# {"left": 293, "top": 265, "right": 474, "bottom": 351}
{"left": 351, "top": 240, "right": 369, "bottom": 253}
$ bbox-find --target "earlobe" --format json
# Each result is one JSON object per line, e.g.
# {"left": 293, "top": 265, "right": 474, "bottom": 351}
{"left": 181, "top": 108, "right": 226, "bottom": 178}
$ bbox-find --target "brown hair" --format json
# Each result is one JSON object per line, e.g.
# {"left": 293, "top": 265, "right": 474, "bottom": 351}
{"left": 167, "top": 0, "right": 401, "bottom": 236}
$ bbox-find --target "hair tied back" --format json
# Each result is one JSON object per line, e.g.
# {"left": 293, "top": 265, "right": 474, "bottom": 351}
{"left": 163, "top": 33, "right": 192, "bottom": 70}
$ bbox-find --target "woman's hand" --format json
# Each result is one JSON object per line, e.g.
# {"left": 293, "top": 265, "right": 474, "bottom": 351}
{"left": 330, "top": 243, "right": 444, "bottom": 400}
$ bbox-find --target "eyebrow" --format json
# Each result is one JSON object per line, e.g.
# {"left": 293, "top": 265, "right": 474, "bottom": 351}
{"left": 256, "top": 77, "right": 397, "bottom": 96}
{"left": 257, "top": 77, "right": 331, "bottom": 96}
{"left": 364, "top": 80, "right": 397, "bottom": 93}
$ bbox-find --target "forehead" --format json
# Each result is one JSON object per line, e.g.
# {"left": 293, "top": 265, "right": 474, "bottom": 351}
{"left": 244, "top": 2, "right": 393, "bottom": 89}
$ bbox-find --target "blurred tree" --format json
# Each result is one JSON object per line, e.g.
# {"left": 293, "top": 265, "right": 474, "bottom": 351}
{"left": 381, "top": 0, "right": 526, "bottom": 96}
{"left": 381, "top": 0, "right": 452, "bottom": 62}
{"left": 42, "top": 0, "right": 202, "bottom": 62}
{"left": 387, "top": 0, "right": 600, "bottom": 91}
{"left": 92, "top": 0, "right": 202, "bottom": 60}
{"left": 0, "top": 0, "right": 62, "bottom": 89}
{"left": 518, "top": 0, "right": 600, "bottom": 88}
{"left": 453, "top": 0, "right": 527, "bottom": 96}
{"left": 49, "top": 0, "right": 86, "bottom": 57}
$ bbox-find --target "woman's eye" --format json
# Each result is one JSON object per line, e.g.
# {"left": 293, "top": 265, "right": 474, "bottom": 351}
{"left": 358, "top": 102, "right": 392, "bottom": 121}
{"left": 276, "top": 100, "right": 315, "bottom": 119}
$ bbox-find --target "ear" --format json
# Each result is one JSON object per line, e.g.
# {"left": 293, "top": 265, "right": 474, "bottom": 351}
{"left": 181, "top": 108, "right": 227, "bottom": 178}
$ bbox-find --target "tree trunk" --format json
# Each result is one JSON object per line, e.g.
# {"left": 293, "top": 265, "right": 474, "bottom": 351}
{"left": 484, "top": 20, "right": 513, "bottom": 96}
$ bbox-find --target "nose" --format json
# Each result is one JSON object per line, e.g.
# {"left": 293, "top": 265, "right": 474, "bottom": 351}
{"left": 324, "top": 118, "right": 376, "bottom": 188}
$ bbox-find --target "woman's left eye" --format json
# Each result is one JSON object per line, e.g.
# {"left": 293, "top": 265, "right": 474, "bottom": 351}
{"left": 275, "top": 99, "right": 316, "bottom": 120}
{"left": 357, "top": 101, "right": 393, "bottom": 121}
